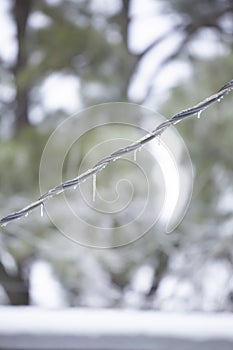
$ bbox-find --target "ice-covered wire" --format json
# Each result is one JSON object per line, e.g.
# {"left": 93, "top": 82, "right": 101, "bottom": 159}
{"left": 1, "top": 79, "right": 233, "bottom": 226}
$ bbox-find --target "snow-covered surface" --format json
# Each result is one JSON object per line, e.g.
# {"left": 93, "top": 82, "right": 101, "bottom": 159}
{"left": 1, "top": 308, "right": 233, "bottom": 350}
{"left": 0, "top": 308, "right": 233, "bottom": 339}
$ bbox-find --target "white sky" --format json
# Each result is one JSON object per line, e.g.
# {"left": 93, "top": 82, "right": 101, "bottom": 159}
{"left": 39, "top": 73, "right": 82, "bottom": 113}
{"left": 0, "top": 0, "right": 16, "bottom": 63}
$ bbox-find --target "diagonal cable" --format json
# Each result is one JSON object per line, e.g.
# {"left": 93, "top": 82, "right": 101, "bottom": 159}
{"left": 1, "top": 79, "right": 233, "bottom": 226}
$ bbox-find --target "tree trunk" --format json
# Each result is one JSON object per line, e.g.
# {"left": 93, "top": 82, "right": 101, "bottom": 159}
{"left": 147, "top": 251, "right": 169, "bottom": 298}
{"left": 12, "top": 0, "right": 32, "bottom": 133}
{"left": 0, "top": 261, "right": 29, "bottom": 305}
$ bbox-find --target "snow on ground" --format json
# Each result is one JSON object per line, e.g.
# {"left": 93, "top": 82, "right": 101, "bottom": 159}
{"left": 0, "top": 307, "right": 233, "bottom": 340}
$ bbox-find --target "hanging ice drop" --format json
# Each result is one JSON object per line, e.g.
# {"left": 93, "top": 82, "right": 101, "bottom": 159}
{"left": 40, "top": 204, "right": 44, "bottom": 217}
{"left": 197, "top": 111, "right": 202, "bottom": 119}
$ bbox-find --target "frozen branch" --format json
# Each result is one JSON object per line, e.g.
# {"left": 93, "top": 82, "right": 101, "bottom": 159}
{"left": 1, "top": 79, "right": 233, "bottom": 226}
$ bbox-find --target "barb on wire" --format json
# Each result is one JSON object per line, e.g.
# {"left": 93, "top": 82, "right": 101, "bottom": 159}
{"left": 1, "top": 79, "right": 233, "bottom": 227}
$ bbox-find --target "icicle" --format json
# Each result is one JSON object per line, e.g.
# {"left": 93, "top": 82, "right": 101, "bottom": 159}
{"left": 133, "top": 149, "right": 137, "bottom": 161}
{"left": 92, "top": 174, "right": 96, "bottom": 202}
{"left": 138, "top": 146, "right": 142, "bottom": 152}
{"left": 197, "top": 111, "right": 202, "bottom": 119}
{"left": 73, "top": 184, "right": 78, "bottom": 190}
{"left": 217, "top": 96, "right": 223, "bottom": 102}
{"left": 40, "top": 204, "right": 44, "bottom": 217}
{"left": 2, "top": 222, "right": 8, "bottom": 227}
{"left": 25, "top": 213, "right": 29, "bottom": 217}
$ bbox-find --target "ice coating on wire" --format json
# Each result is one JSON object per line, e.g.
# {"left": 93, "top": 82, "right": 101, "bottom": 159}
{"left": 1, "top": 79, "right": 233, "bottom": 226}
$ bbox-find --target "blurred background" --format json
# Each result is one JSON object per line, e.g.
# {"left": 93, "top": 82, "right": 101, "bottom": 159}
{"left": 0, "top": 0, "right": 233, "bottom": 312}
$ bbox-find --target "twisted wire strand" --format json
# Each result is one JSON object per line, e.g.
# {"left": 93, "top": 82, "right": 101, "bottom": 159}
{"left": 1, "top": 79, "right": 233, "bottom": 226}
